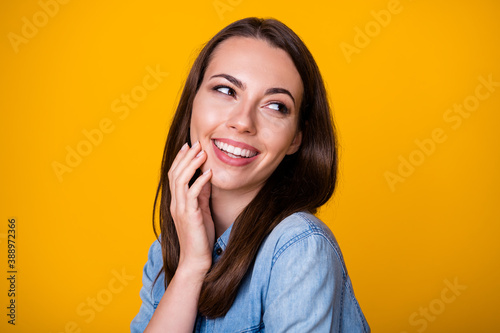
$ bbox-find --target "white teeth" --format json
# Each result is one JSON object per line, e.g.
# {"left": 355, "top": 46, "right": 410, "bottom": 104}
{"left": 214, "top": 140, "right": 257, "bottom": 158}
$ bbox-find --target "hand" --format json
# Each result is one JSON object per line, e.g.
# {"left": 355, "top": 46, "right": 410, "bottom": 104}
{"left": 168, "top": 141, "right": 214, "bottom": 277}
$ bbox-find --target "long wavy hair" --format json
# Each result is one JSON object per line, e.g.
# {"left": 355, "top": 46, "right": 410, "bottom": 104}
{"left": 152, "top": 17, "right": 338, "bottom": 318}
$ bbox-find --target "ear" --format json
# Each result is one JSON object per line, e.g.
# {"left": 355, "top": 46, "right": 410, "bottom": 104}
{"left": 286, "top": 130, "right": 302, "bottom": 155}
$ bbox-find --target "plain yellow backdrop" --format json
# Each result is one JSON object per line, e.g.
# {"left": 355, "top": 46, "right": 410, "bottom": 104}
{"left": 1, "top": 0, "right": 499, "bottom": 332}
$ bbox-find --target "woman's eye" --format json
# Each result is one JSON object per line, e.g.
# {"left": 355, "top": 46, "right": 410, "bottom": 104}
{"left": 215, "top": 86, "right": 235, "bottom": 96}
{"left": 268, "top": 102, "right": 289, "bottom": 114}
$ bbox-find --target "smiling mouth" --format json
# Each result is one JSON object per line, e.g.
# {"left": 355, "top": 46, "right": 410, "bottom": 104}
{"left": 213, "top": 139, "right": 259, "bottom": 159}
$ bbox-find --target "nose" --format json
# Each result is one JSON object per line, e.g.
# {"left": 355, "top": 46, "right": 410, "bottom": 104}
{"left": 226, "top": 99, "right": 257, "bottom": 135}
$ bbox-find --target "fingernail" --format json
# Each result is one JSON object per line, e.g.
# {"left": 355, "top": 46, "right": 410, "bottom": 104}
{"left": 196, "top": 150, "right": 204, "bottom": 158}
{"left": 203, "top": 168, "right": 211, "bottom": 175}
{"left": 180, "top": 143, "right": 188, "bottom": 151}
{"left": 193, "top": 141, "right": 200, "bottom": 147}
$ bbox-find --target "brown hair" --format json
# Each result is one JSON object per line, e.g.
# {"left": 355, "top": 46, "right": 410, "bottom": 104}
{"left": 152, "top": 17, "right": 337, "bottom": 318}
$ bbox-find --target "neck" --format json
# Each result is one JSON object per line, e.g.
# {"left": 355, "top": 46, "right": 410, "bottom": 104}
{"left": 210, "top": 186, "right": 259, "bottom": 238}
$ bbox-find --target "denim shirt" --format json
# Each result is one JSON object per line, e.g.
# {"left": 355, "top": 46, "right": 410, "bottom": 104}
{"left": 130, "top": 211, "right": 370, "bottom": 332}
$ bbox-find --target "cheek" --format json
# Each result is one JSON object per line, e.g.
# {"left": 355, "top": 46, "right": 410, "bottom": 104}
{"left": 190, "top": 99, "right": 209, "bottom": 139}
{"left": 190, "top": 111, "right": 221, "bottom": 140}
{"left": 191, "top": 101, "right": 229, "bottom": 140}
{"left": 203, "top": 108, "right": 225, "bottom": 127}
{"left": 260, "top": 119, "right": 298, "bottom": 152}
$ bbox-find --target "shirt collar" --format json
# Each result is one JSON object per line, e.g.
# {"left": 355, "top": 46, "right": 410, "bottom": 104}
{"left": 215, "top": 224, "right": 233, "bottom": 251}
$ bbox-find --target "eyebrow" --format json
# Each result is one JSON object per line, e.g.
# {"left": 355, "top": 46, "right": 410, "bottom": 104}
{"left": 210, "top": 74, "right": 245, "bottom": 90}
{"left": 264, "top": 87, "right": 295, "bottom": 105}
{"left": 209, "top": 73, "right": 296, "bottom": 104}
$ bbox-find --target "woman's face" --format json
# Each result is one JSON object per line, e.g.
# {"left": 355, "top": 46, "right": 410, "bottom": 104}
{"left": 190, "top": 36, "right": 303, "bottom": 196}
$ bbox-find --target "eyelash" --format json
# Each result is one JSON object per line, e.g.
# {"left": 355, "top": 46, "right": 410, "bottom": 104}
{"left": 213, "top": 85, "right": 235, "bottom": 97}
{"left": 212, "top": 85, "right": 290, "bottom": 114}
{"left": 267, "top": 102, "right": 289, "bottom": 114}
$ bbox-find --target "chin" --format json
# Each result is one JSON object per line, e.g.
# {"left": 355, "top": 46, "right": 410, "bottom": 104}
{"left": 210, "top": 168, "right": 234, "bottom": 189}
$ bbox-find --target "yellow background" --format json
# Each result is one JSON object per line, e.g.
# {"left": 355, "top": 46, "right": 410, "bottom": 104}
{"left": 1, "top": 0, "right": 499, "bottom": 332}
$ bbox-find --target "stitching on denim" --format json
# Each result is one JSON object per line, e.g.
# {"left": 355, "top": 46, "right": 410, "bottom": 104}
{"left": 338, "top": 274, "right": 346, "bottom": 332}
{"left": 147, "top": 240, "right": 162, "bottom": 308}
{"left": 273, "top": 212, "right": 348, "bottom": 278}
{"left": 297, "top": 212, "right": 347, "bottom": 269}
{"left": 216, "top": 224, "right": 232, "bottom": 250}
{"left": 271, "top": 227, "right": 313, "bottom": 266}
{"left": 235, "top": 321, "right": 265, "bottom": 332}
{"left": 346, "top": 278, "right": 370, "bottom": 333}
{"left": 348, "top": 280, "right": 370, "bottom": 332}
{"left": 269, "top": 212, "right": 352, "bottom": 332}
{"left": 218, "top": 236, "right": 227, "bottom": 249}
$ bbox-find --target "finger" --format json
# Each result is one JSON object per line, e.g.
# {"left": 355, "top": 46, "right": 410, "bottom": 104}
{"left": 169, "top": 141, "right": 201, "bottom": 195}
{"left": 169, "top": 142, "right": 189, "bottom": 177}
{"left": 186, "top": 168, "right": 212, "bottom": 212}
{"left": 169, "top": 141, "right": 201, "bottom": 184}
{"left": 169, "top": 143, "right": 194, "bottom": 217}
{"left": 173, "top": 149, "right": 207, "bottom": 210}
{"left": 177, "top": 150, "right": 207, "bottom": 204}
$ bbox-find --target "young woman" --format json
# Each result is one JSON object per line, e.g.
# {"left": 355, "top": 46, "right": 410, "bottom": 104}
{"left": 131, "top": 17, "right": 370, "bottom": 333}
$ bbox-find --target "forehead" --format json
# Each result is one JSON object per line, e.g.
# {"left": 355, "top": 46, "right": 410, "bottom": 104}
{"left": 205, "top": 37, "right": 303, "bottom": 100}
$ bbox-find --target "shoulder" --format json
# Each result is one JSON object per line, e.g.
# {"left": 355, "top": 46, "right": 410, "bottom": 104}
{"left": 271, "top": 211, "right": 336, "bottom": 240}
{"left": 251, "top": 212, "right": 371, "bottom": 332}
{"left": 262, "top": 211, "right": 347, "bottom": 276}
{"left": 146, "top": 236, "right": 163, "bottom": 267}
{"left": 130, "top": 238, "right": 165, "bottom": 332}
{"left": 141, "top": 237, "right": 165, "bottom": 292}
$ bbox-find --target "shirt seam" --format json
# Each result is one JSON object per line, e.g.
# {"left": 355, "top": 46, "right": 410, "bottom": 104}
{"left": 346, "top": 278, "right": 370, "bottom": 333}
{"left": 233, "top": 321, "right": 265, "bottom": 333}
{"left": 271, "top": 212, "right": 347, "bottom": 278}
{"left": 266, "top": 227, "right": 348, "bottom": 332}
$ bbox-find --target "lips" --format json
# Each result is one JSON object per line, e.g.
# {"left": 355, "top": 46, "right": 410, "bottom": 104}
{"left": 211, "top": 138, "right": 260, "bottom": 166}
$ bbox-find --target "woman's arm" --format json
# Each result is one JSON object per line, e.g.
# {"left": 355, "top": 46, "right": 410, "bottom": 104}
{"left": 143, "top": 266, "right": 205, "bottom": 332}
{"left": 130, "top": 239, "right": 162, "bottom": 333}
{"left": 263, "top": 233, "right": 342, "bottom": 332}
{"left": 144, "top": 142, "right": 214, "bottom": 333}
{"left": 262, "top": 217, "right": 369, "bottom": 333}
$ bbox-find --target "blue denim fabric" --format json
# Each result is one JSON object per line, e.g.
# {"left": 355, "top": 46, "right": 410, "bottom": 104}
{"left": 130, "top": 211, "right": 370, "bottom": 332}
